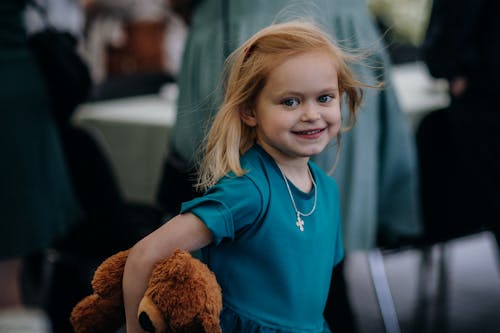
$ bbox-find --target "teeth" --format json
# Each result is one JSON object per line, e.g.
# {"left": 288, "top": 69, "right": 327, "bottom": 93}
{"left": 299, "top": 129, "right": 320, "bottom": 135}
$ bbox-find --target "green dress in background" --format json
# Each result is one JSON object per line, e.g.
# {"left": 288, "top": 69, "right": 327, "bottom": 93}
{"left": 171, "top": 0, "right": 421, "bottom": 252}
{"left": 0, "top": 0, "right": 80, "bottom": 259}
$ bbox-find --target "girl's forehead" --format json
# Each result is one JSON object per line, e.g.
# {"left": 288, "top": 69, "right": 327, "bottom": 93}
{"left": 266, "top": 51, "right": 339, "bottom": 88}
{"left": 268, "top": 50, "right": 338, "bottom": 73}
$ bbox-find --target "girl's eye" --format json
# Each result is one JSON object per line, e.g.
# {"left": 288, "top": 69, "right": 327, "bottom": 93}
{"left": 318, "top": 95, "right": 333, "bottom": 103}
{"left": 281, "top": 98, "right": 299, "bottom": 108}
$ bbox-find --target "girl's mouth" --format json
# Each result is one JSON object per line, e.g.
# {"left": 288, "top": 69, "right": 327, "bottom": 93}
{"left": 293, "top": 128, "right": 324, "bottom": 135}
{"left": 292, "top": 128, "right": 325, "bottom": 139}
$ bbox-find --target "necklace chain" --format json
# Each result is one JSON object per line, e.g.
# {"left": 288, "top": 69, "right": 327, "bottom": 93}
{"left": 279, "top": 166, "right": 317, "bottom": 231}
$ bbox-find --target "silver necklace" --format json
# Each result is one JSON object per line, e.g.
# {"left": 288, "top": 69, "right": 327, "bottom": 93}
{"left": 278, "top": 166, "right": 317, "bottom": 232}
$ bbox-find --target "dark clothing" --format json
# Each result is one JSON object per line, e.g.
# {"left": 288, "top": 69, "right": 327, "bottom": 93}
{"left": 423, "top": 0, "right": 500, "bottom": 111}
{"left": 421, "top": 0, "right": 500, "bottom": 243}
{"left": 0, "top": 0, "right": 80, "bottom": 259}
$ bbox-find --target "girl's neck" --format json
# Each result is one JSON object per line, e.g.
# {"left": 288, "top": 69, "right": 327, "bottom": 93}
{"left": 276, "top": 161, "right": 312, "bottom": 193}
{"left": 255, "top": 141, "right": 312, "bottom": 192}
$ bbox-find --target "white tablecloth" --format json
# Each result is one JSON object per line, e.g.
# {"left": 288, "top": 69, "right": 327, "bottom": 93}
{"left": 73, "top": 92, "right": 176, "bottom": 204}
{"left": 391, "top": 61, "right": 449, "bottom": 131}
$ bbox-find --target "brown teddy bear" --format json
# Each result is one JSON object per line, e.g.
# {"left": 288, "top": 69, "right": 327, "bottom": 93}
{"left": 70, "top": 249, "right": 222, "bottom": 333}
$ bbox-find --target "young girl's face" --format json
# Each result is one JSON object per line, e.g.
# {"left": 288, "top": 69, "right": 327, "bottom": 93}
{"left": 245, "top": 51, "right": 341, "bottom": 165}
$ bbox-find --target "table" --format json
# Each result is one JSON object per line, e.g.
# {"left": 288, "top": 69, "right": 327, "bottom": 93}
{"left": 391, "top": 61, "right": 450, "bottom": 131}
{"left": 73, "top": 87, "right": 176, "bottom": 204}
{"left": 73, "top": 62, "right": 449, "bottom": 205}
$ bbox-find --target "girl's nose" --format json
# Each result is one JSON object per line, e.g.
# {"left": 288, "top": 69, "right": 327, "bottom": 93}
{"left": 301, "top": 103, "right": 321, "bottom": 122}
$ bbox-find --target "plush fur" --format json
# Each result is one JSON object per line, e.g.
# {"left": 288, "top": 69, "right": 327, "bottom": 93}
{"left": 70, "top": 249, "right": 222, "bottom": 333}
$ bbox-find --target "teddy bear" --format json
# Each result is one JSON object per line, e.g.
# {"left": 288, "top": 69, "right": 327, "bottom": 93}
{"left": 70, "top": 248, "right": 222, "bottom": 333}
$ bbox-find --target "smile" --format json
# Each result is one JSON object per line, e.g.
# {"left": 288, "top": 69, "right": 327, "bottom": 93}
{"left": 293, "top": 128, "right": 324, "bottom": 135}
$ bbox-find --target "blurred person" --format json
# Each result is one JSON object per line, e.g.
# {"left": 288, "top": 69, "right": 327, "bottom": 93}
{"left": 422, "top": 0, "right": 500, "bottom": 244}
{"left": 160, "top": 0, "right": 421, "bottom": 253}
{"left": 0, "top": 0, "right": 80, "bottom": 331}
{"left": 82, "top": 0, "right": 187, "bottom": 83}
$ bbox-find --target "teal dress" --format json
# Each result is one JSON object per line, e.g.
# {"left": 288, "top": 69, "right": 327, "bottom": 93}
{"left": 171, "top": 0, "right": 421, "bottom": 251}
{"left": 0, "top": 0, "right": 80, "bottom": 259}
{"left": 181, "top": 145, "right": 344, "bottom": 332}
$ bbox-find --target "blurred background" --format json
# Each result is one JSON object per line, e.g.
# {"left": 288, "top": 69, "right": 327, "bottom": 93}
{"left": 3, "top": 0, "right": 499, "bottom": 332}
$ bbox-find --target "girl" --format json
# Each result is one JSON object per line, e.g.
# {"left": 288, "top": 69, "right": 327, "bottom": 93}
{"left": 123, "top": 21, "right": 368, "bottom": 332}
{"left": 164, "top": 0, "right": 421, "bottom": 252}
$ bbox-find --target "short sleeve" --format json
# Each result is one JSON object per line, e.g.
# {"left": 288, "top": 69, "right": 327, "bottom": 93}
{"left": 180, "top": 175, "right": 264, "bottom": 245}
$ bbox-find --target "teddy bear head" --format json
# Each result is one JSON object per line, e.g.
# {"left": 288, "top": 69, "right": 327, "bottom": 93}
{"left": 136, "top": 249, "right": 222, "bottom": 333}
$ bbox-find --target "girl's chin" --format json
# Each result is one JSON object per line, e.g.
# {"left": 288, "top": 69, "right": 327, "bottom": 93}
{"left": 294, "top": 148, "right": 324, "bottom": 159}
{"left": 303, "top": 144, "right": 328, "bottom": 156}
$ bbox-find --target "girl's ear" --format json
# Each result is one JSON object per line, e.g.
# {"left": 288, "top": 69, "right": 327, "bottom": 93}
{"left": 240, "top": 107, "right": 257, "bottom": 127}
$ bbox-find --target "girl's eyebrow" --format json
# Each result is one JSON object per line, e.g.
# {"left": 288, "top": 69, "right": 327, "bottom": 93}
{"left": 320, "top": 87, "right": 340, "bottom": 93}
{"left": 276, "top": 87, "right": 339, "bottom": 96}
{"left": 276, "top": 90, "right": 303, "bottom": 96}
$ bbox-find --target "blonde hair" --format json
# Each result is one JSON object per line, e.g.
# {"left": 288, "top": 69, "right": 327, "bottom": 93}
{"left": 196, "top": 21, "right": 373, "bottom": 191}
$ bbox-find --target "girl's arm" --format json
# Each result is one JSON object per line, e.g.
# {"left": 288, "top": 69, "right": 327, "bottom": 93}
{"left": 123, "top": 212, "right": 213, "bottom": 332}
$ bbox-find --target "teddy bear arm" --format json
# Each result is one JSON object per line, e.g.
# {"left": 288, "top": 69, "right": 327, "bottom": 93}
{"left": 197, "top": 311, "right": 222, "bottom": 333}
{"left": 70, "top": 294, "right": 125, "bottom": 333}
{"left": 91, "top": 249, "right": 129, "bottom": 300}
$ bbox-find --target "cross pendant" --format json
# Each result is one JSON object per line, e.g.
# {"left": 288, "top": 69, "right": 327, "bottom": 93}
{"left": 296, "top": 214, "right": 304, "bottom": 232}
